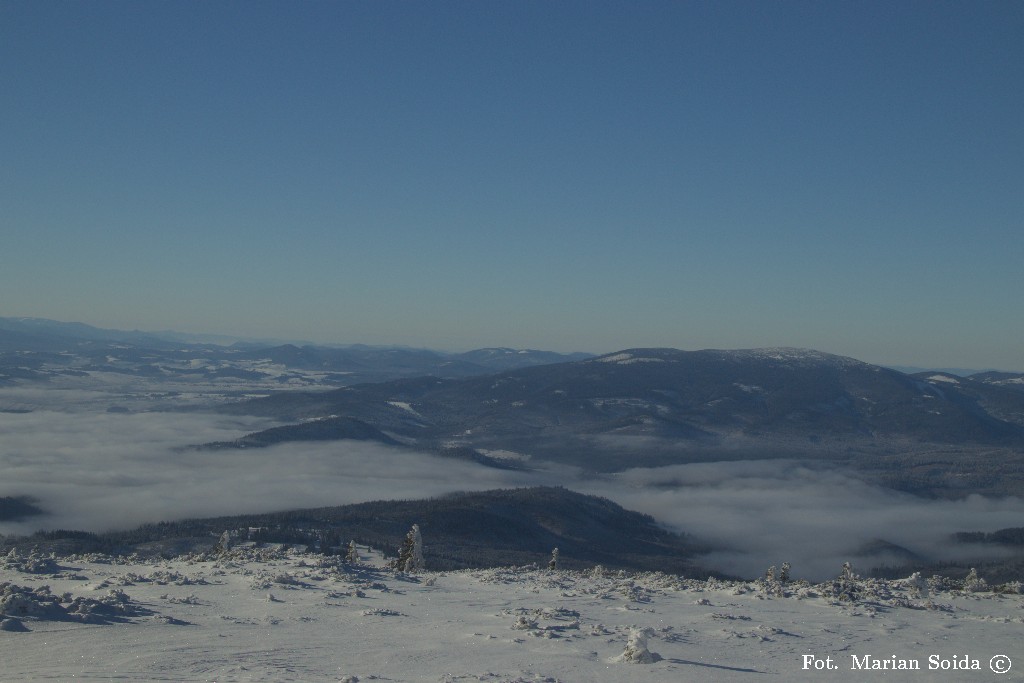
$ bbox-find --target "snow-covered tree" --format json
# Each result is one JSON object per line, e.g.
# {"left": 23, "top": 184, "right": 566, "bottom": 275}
{"left": 345, "top": 540, "right": 359, "bottom": 564}
{"left": 548, "top": 547, "right": 559, "bottom": 571}
{"left": 760, "top": 564, "right": 784, "bottom": 597}
{"left": 395, "top": 524, "right": 424, "bottom": 573}
{"left": 407, "top": 524, "right": 424, "bottom": 572}
{"left": 216, "top": 529, "right": 239, "bottom": 553}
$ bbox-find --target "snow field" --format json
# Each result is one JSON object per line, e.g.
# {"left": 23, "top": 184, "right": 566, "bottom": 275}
{"left": 2, "top": 546, "right": 1023, "bottom": 682}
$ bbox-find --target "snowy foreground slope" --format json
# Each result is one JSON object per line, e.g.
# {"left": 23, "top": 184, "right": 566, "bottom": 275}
{"left": 2, "top": 546, "right": 1021, "bottom": 682}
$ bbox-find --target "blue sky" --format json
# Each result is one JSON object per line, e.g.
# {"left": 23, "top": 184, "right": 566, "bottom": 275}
{"left": 2, "top": 1, "right": 1022, "bottom": 369}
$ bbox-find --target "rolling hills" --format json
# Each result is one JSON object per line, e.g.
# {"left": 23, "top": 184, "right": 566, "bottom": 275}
{"left": 214, "top": 348, "right": 1024, "bottom": 496}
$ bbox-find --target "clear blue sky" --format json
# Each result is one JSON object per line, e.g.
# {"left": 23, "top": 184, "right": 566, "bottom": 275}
{"left": 2, "top": 1, "right": 1022, "bottom": 369}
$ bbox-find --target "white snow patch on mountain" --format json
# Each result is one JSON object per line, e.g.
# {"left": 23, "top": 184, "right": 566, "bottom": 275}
{"left": 596, "top": 352, "right": 634, "bottom": 363}
{"left": 594, "top": 352, "right": 667, "bottom": 365}
{"left": 726, "top": 348, "right": 868, "bottom": 368}
{"left": 478, "top": 448, "right": 532, "bottom": 462}
{"left": 387, "top": 401, "right": 424, "bottom": 418}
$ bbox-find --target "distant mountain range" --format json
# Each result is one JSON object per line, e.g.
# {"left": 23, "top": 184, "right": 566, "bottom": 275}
{"left": 223, "top": 347, "right": 1024, "bottom": 448}
{"left": 215, "top": 347, "right": 1024, "bottom": 497}
{"left": 0, "top": 316, "right": 591, "bottom": 387}
{"left": 5, "top": 316, "right": 1024, "bottom": 497}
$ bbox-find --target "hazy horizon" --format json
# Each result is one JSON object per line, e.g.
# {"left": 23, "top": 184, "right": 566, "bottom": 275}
{"left": 3, "top": 311, "right": 1022, "bottom": 374}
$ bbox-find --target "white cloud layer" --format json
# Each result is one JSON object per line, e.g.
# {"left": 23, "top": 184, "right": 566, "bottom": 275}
{"left": 3, "top": 398, "right": 1022, "bottom": 581}
{"left": 578, "top": 461, "right": 1024, "bottom": 581}
{"left": 0, "top": 409, "right": 539, "bottom": 535}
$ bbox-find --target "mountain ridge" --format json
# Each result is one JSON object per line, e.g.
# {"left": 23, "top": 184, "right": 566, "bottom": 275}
{"left": 0, "top": 316, "right": 593, "bottom": 387}
{"left": 216, "top": 346, "right": 1024, "bottom": 496}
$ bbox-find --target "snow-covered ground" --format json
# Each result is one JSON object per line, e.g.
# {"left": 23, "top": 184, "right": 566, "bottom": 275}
{"left": 2, "top": 546, "right": 1021, "bottom": 682}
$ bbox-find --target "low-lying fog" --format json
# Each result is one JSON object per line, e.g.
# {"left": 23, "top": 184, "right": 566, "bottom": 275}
{"left": 2, "top": 390, "right": 1022, "bottom": 581}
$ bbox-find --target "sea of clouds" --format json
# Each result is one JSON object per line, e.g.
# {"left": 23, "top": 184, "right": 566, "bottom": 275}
{"left": 2, "top": 387, "right": 1022, "bottom": 581}
{"left": 577, "top": 462, "right": 1024, "bottom": 580}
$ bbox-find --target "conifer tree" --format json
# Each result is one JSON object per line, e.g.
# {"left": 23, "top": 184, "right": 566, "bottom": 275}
{"left": 396, "top": 534, "right": 412, "bottom": 571}
{"left": 395, "top": 524, "right": 424, "bottom": 572}
{"left": 407, "top": 524, "right": 424, "bottom": 572}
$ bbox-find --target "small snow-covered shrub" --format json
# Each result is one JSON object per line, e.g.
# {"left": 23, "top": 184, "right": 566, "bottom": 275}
{"left": 1, "top": 583, "right": 65, "bottom": 619}
{"left": 612, "top": 627, "right": 661, "bottom": 664}
{"left": 963, "top": 568, "right": 987, "bottom": 592}
{"left": 272, "top": 573, "right": 300, "bottom": 586}
{"left": 905, "top": 572, "right": 929, "bottom": 599}
{"left": 759, "top": 566, "right": 784, "bottom": 598}
{"left": 826, "top": 562, "right": 861, "bottom": 602}
{"left": 1, "top": 551, "right": 61, "bottom": 575}
{"left": 360, "top": 608, "right": 402, "bottom": 617}
{"left": 512, "top": 615, "right": 538, "bottom": 630}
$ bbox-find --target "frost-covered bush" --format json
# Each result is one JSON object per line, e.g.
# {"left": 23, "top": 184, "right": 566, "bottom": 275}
{"left": 826, "top": 562, "right": 860, "bottom": 602}
{"left": 612, "top": 627, "right": 661, "bottom": 664}
{"left": 905, "top": 572, "right": 929, "bottom": 599}
{"left": 512, "top": 615, "right": 538, "bottom": 630}
{"left": 1, "top": 550, "right": 61, "bottom": 575}
{"left": 1, "top": 583, "right": 148, "bottom": 626}
{"left": 761, "top": 565, "right": 782, "bottom": 598}
{"left": 963, "top": 568, "right": 987, "bottom": 592}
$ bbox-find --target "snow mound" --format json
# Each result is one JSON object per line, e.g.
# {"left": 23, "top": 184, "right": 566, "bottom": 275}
{"left": 612, "top": 626, "right": 662, "bottom": 663}
{"left": 0, "top": 582, "right": 153, "bottom": 628}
